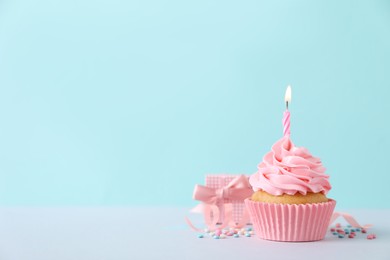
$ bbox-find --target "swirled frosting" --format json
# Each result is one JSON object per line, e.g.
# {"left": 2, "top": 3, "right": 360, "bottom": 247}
{"left": 249, "top": 136, "right": 331, "bottom": 196}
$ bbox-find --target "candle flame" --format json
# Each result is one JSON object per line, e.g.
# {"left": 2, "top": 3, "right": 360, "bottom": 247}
{"left": 285, "top": 85, "right": 292, "bottom": 103}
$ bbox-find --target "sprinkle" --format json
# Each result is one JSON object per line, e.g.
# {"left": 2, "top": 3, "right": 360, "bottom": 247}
{"left": 336, "top": 223, "right": 341, "bottom": 228}
{"left": 356, "top": 228, "right": 361, "bottom": 232}
{"left": 348, "top": 234, "right": 354, "bottom": 238}
{"left": 361, "top": 229, "right": 367, "bottom": 234}
{"left": 213, "top": 235, "right": 220, "bottom": 239}
{"left": 233, "top": 234, "right": 239, "bottom": 238}
{"left": 338, "top": 235, "right": 344, "bottom": 238}
{"left": 330, "top": 228, "right": 336, "bottom": 232}
{"left": 227, "top": 232, "right": 234, "bottom": 236}
{"left": 215, "top": 229, "right": 222, "bottom": 236}
{"left": 332, "top": 232, "right": 338, "bottom": 235}
{"left": 351, "top": 229, "right": 356, "bottom": 232}
{"left": 367, "top": 234, "right": 376, "bottom": 240}
{"left": 245, "top": 233, "right": 251, "bottom": 237}
{"left": 220, "top": 234, "right": 227, "bottom": 239}
{"left": 197, "top": 234, "right": 204, "bottom": 238}
{"left": 246, "top": 227, "right": 252, "bottom": 231}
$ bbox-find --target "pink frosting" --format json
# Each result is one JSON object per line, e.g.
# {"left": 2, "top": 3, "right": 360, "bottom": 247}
{"left": 249, "top": 136, "right": 331, "bottom": 196}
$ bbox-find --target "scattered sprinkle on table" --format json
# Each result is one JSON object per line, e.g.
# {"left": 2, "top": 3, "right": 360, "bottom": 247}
{"left": 329, "top": 225, "right": 376, "bottom": 241}
{"left": 195, "top": 224, "right": 376, "bottom": 241}
{"left": 196, "top": 227, "right": 255, "bottom": 239}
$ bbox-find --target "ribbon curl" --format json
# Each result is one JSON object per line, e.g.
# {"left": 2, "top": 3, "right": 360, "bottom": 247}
{"left": 185, "top": 203, "right": 251, "bottom": 232}
{"left": 330, "top": 212, "right": 372, "bottom": 229}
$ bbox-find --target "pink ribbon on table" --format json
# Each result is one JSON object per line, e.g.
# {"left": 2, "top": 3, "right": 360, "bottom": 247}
{"left": 192, "top": 175, "right": 253, "bottom": 204}
{"left": 329, "top": 212, "right": 372, "bottom": 229}
{"left": 185, "top": 203, "right": 251, "bottom": 232}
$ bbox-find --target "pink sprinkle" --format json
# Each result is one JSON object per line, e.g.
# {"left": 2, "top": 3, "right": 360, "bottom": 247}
{"left": 338, "top": 230, "right": 345, "bottom": 235}
{"left": 362, "top": 229, "right": 367, "bottom": 233}
{"left": 348, "top": 234, "right": 354, "bottom": 238}
{"left": 336, "top": 223, "right": 341, "bottom": 228}
{"left": 215, "top": 229, "right": 222, "bottom": 236}
{"left": 367, "top": 234, "right": 376, "bottom": 239}
{"left": 330, "top": 228, "right": 336, "bottom": 232}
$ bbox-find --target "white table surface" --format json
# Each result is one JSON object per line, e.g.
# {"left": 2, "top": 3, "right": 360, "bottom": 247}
{"left": 0, "top": 207, "right": 388, "bottom": 260}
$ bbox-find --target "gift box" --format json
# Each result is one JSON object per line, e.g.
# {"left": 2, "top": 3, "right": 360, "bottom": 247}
{"left": 193, "top": 174, "right": 253, "bottom": 224}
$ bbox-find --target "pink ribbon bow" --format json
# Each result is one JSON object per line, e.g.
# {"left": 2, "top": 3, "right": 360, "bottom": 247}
{"left": 192, "top": 175, "right": 253, "bottom": 204}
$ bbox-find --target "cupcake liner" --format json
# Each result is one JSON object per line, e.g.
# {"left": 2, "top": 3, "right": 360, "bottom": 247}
{"left": 245, "top": 198, "right": 336, "bottom": 242}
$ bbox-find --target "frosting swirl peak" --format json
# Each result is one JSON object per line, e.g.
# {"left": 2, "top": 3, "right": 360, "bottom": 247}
{"left": 249, "top": 136, "right": 331, "bottom": 196}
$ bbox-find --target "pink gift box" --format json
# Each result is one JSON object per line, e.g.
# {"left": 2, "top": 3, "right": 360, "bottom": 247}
{"left": 205, "top": 174, "right": 252, "bottom": 224}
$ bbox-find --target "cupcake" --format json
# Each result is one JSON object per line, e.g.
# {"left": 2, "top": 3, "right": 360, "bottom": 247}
{"left": 245, "top": 136, "right": 336, "bottom": 242}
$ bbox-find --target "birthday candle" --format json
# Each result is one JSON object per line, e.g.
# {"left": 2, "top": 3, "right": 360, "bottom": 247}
{"left": 283, "top": 85, "right": 291, "bottom": 137}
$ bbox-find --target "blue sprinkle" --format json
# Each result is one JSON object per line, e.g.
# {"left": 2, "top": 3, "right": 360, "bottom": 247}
{"left": 351, "top": 229, "right": 356, "bottom": 232}
{"left": 197, "top": 234, "right": 204, "bottom": 238}
{"left": 344, "top": 229, "right": 349, "bottom": 232}
{"left": 233, "top": 234, "right": 239, "bottom": 238}
{"left": 332, "top": 232, "right": 338, "bottom": 235}
{"left": 338, "top": 235, "right": 344, "bottom": 238}
{"left": 345, "top": 231, "right": 349, "bottom": 234}
{"left": 213, "top": 235, "right": 220, "bottom": 239}
{"left": 356, "top": 228, "right": 361, "bottom": 232}
{"left": 246, "top": 227, "right": 252, "bottom": 231}
{"left": 245, "top": 233, "right": 251, "bottom": 237}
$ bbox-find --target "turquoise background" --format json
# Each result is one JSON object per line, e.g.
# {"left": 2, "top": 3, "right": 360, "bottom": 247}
{"left": 0, "top": 0, "right": 389, "bottom": 208}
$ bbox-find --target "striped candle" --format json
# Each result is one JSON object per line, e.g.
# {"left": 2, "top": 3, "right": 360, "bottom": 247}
{"left": 283, "top": 110, "right": 290, "bottom": 136}
{"left": 283, "top": 85, "right": 292, "bottom": 136}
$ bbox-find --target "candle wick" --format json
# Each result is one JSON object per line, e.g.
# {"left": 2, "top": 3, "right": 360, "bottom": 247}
{"left": 286, "top": 101, "right": 289, "bottom": 110}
